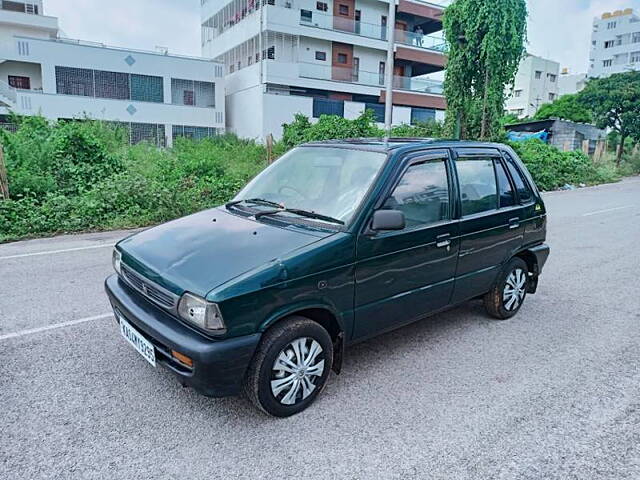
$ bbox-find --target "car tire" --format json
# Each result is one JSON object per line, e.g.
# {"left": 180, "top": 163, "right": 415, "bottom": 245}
{"left": 244, "top": 316, "right": 333, "bottom": 417}
{"left": 484, "top": 257, "right": 529, "bottom": 320}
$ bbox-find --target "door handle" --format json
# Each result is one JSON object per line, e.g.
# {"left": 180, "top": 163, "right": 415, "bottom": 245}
{"left": 509, "top": 217, "right": 520, "bottom": 229}
{"left": 436, "top": 233, "right": 451, "bottom": 248}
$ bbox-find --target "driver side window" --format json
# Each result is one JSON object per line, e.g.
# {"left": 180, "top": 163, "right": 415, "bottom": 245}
{"left": 383, "top": 159, "right": 450, "bottom": 229}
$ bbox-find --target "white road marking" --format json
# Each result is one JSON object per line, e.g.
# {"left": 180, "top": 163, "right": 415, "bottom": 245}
{"left": 0, "top": 243, "right": 114, "bottom": 260}
{"left": 582, "top": 205, "right": 634, "bottom": 217}
{"left": 0, "top": 313, "right": 113, "bottom": 342}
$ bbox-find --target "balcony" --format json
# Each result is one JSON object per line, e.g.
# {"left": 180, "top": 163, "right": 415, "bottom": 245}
{"left": 298, "top": 62, "right": 443, "bottom": 95}
{"left": 298, "top": 8, "right": 446, "bottom": 53}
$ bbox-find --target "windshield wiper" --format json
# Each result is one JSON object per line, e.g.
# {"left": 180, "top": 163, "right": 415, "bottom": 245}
{"left": 225, "top": 198, "right": 284, "bottom": 210}
{"left": 254, "top": 208, "right": 344, "bottom": 226}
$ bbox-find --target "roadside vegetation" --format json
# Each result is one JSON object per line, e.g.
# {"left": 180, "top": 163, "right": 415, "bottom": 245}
{"left": 0, "top": 111, "right": 634, "bottom": 243}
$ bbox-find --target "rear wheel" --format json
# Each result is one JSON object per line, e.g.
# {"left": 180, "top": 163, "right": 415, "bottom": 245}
{"left": 484, "top": 257, "right": 529, "bottom": 320}
{"left": 244, "top": 316, "right": 333, "bottom": 417}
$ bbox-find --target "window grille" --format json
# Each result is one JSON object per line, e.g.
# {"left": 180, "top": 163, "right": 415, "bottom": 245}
{"left": 95, "top": 70, "right": 130, "bottom": 100}
{"left": 130, "top": 74, "right": 164, "bottom": 103}
{"left": 55, "top": 66, "right": 94, "bottom": 97}
{"left": 172, "top": 125, "right": 219, "bottom": 140}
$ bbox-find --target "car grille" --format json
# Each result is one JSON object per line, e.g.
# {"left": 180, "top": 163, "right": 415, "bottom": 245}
{"left": 121, "top": 264, "right": 177, "bottom": 310}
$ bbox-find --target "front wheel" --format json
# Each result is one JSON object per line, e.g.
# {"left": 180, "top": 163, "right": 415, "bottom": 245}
{"left": 484, "top": 257, "right": 529, "bottom": 320}
{"left": 244, "top": 316, "right": 333, "bottom": 417}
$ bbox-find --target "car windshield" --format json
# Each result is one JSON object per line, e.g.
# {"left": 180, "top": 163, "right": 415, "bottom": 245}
{"left": 234, "top": 146, "right": 387, "bottom": 225}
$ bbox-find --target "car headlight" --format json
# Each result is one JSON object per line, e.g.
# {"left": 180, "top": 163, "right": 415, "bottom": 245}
{"left": 112, "top": 248, "right": 122, "bottom": 275}
{"left": 178, "top": 292, "right": 226, "bottom": 332}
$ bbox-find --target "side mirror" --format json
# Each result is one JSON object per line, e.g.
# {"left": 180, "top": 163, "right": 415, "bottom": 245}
{"left": 371, "top": 210, "right": 405, "bottom": 231}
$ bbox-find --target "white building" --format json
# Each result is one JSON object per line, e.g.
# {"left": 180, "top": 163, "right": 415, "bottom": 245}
{"left": 558, "top": 69, "right": 588, "bottom": 96}
{"left": 589, "top": 8, "right": 640, "bottom": 78}
{"left": 0, "top": 0, "right": 225, "bottom": 146}
{"left": 201, "top": 0, "right": 449, "bottom": 141}
{"left": 505, "top": 53, "right": 560, "bottom": 119}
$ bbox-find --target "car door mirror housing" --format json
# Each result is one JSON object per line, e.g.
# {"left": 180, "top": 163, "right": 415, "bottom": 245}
{"left": 371, "top": 210, "right": 406, "bottom": 231}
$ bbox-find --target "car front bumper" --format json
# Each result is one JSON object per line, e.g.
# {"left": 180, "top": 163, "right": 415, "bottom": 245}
{"left": 105, "top": 274, "right": 261, "bottom": 397}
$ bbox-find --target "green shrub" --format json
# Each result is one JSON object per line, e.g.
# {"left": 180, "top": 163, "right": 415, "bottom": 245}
{"left": 509, "top": 139, "right": 620, "bottom": 190}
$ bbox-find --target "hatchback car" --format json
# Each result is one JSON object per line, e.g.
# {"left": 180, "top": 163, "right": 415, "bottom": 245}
{"left": 105, "top": 139, "right": 549, "bottom": 417}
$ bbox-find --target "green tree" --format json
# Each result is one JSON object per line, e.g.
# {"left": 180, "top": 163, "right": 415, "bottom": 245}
{"left": 534, "top": 94, "right": 592, "bottom": 123}
{"left": 578, "top": 71, "right": 640, "bottom": 165}
{"left": 443, "top": 0, "right": 527, "bottom": 140}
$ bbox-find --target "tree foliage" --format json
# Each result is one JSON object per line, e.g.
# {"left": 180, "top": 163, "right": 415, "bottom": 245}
{"left": 534, "top": 94, "right": 592, "bottom": 124}
{"left": 443, "top": 0, "right": 527, "bottom": 140}
{"left": 578, "top": 71, "right": 640, "bottom": 164}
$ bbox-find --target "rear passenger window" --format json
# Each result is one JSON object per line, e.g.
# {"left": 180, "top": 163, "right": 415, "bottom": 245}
{"left": 457, "top": 158, "right": 498, "bottom": 216}
{"left": 383, "top": 160, "right": 450, "bottom": 228}
{"left": 505, "top": 157, "right": 534, "bottom": 203}
{"left": 495, "top": 160, "right": 516, "bottom": 208}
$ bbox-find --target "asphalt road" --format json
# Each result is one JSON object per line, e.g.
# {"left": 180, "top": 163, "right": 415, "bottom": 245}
{"left": 1, "top": 178, "right": 639, "bottom": 480}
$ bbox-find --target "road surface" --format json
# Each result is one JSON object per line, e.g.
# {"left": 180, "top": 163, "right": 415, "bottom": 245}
{"left": 1, "top": 177, "right": 639, "bottom": 479}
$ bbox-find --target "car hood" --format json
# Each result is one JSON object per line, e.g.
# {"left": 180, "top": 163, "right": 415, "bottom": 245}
{"left": 117, "top": 207, "right": 332, "bottom": 297}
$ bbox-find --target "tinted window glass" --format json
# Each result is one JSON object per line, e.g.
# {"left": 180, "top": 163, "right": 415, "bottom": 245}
{"left": 383, "top": 160, "right": 449, "bottom": 228}
{"left": 457, "top": 158, "right": 498, "bottom": 216}
{"left": 495, "top": 160, "right": 516, "bottom": 208}
{"left": 505, "top": 157, "right": 533, "bottom": 203}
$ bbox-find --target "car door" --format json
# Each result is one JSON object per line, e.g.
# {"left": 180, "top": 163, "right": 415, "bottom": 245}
{"left": 451, "top": 148, "right": 525, "bottom": 303}
{"left": 353, "top": 150, "right": 460, "bottom": 340}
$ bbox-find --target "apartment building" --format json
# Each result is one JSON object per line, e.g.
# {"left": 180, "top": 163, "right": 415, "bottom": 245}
{"left": 0, "top": 0, "right": 225, "bottom": 146}
{"left": 201, "top": 0, "right": 449, "bottom": 140}
{"left": 589, "top": 8, "right": 640, "bottom": 78}
{"left": 505, "top": 53, "right": 560, "bottom": 119}
{"left": 558, "top": 69, "right": 588, "bottom": 96}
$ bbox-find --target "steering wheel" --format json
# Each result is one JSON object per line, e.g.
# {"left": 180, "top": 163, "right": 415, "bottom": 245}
{"left": 278, "top": 185, "right": 307, "bottom": 201}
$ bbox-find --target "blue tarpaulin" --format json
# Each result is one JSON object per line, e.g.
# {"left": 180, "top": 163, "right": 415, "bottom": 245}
{"left": 506, "top": 130, "right": 549, "bottom": 142}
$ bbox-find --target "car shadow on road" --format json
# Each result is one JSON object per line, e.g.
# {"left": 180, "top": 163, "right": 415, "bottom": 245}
{"left": 165, "top": 300, "right": 492, "bottom": 422}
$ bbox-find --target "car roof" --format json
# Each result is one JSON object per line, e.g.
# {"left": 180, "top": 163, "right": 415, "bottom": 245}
{"left": 301, "top": 138, "right": 508, "bottom": 154}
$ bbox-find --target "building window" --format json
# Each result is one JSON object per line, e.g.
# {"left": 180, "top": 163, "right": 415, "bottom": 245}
{"left": 338, "top": 4, "right": 349, "bottom": 15}
{"left": 171, "top": 79, "right": 215, "bottom": 107}
{"left": 514, "top": 89, "right": 522, "bottom": 98}
{"left": 607, "top": 21, "right": 617, "bottom": 29}
{"left": 8, "top": 75, "right": 30, "bottom": 90}
{"left": 55, "top": 66, "right": 94, "bottom": 97}
{"left": 130, "top": 74, "right": 164, "bottom": 103}
{"left": 352, "top": 57, "right": 359, "bottom": 81}
{"left": 316, "top": 1, "right": 328, "bottom": 11}
{"left": 379, "top": 61, "right": 385, "bottom": 85}
{"left": 633, "top": 32, "right": 640, "bottom": 43}
{"left": 548, "top": 74, "right": 557, "bottom": 83}
{"left": 94, "top": 70, "right": 130, "bottom": 100}
{"left": 534, "top": 71, "right": 542, "bottom": 79}
{"left": 315, "top": 51, "right": 326, "bottom": 61}
{"left": 172, "top": 125, "right": 219, "bottom": 141}
{"left": 267, "top": 46, "right": 275, "bottom": 59}
{"left": 549, "top": 93, "right": 556, "bottom": 101}
{"left": 604, "top": 40, "right": 615, "bottom": 48}
{"left": 301, "top": 9, "right": 312, "bottom": 22}
{"left": 410, "top": 107, "right": 435, "bottom": 125}
{"left": 365, "top": 103, "right": 385, "bottom": 122}
{"left": 603, "top": 59, "right": 613, "bottom": 67}
{"left": 312, "top": 97, "right": 344, "bottom": 118}
{"left": 337, "top": 53, "right": 347, "bottom": 64}
{"left": 631, "top": 51, "right": 640, "bottom": 63}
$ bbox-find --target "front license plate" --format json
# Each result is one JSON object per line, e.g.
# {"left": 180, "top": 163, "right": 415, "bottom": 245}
{"left": 118, "top": 314, "right": 156, "bottom": 367}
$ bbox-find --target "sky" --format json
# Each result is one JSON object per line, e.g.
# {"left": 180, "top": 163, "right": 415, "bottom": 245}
{"left": 44, "top": 0, "right": 640, "bottom": 74}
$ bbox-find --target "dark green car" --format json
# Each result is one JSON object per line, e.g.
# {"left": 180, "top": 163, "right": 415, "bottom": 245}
{"left": 105, "top": 139, "right": 549, "bottom": 417}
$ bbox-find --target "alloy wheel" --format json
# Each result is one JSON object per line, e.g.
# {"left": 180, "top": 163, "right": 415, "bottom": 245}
{"left": 270, "top": 337, "right": 325, "bottom": 405}
{"left": 503, "top": 268, "right": 526, "bottom": 311}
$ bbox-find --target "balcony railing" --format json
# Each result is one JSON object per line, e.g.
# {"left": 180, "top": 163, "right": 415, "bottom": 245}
{"left": 395, "top": 29, "right": 447, "bottom": 52}
{"left": 297, "top": 8, "right": 446, "bottom": 53}
{"left": 298, "top": 62, "right": 444, "bottom": 95}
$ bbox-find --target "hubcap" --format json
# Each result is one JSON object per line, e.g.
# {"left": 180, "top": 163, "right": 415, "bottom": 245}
{"left": 270, "top": 337, "right": 325, "bottom": 405}
{"left": 503, "top": 268, "right": 526, "bottom": 311}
